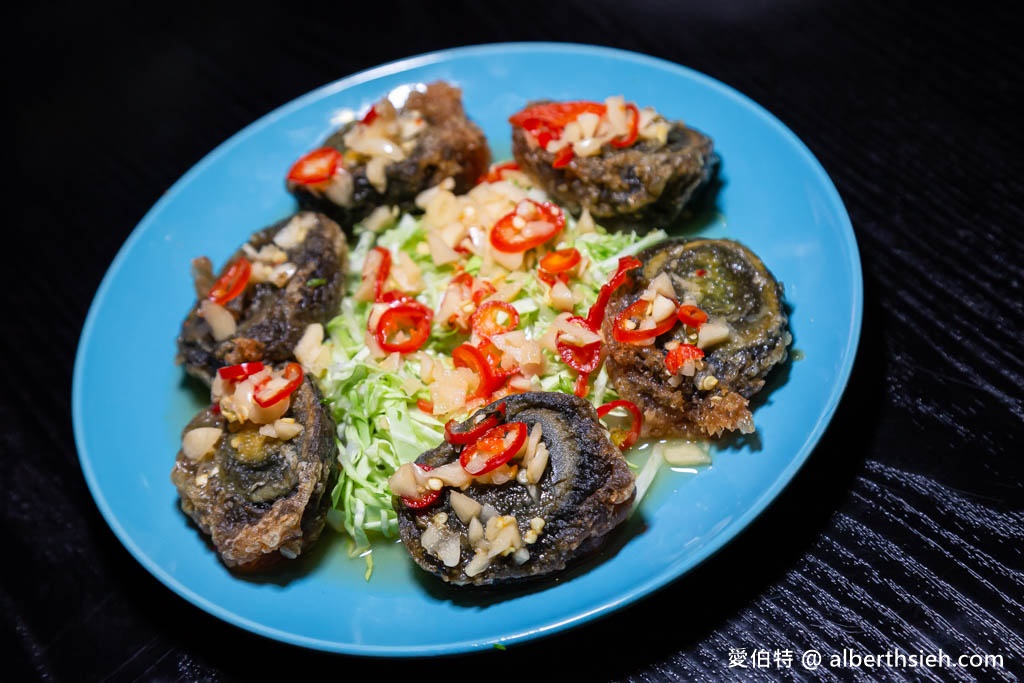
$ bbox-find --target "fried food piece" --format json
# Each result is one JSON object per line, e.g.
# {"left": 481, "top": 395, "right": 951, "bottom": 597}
{"left": 171, "top": 374, "right": 337, "bottom": 570}
{"left": 287, "top": 81, "right": 491, "bottom": 229}
{"left": 511, "top": 98, "right": 718, "bottom": 231}
{"left": 393, "top": 392, "right": 635, "bottom": 586}
{"left": 176, "top": 211, "right": 347, "bottom": 386}
{"left": 603, "top": 238, "right": 790, "bottom": 437}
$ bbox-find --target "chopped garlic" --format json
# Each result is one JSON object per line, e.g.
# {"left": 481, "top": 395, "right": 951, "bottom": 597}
{"left": 182, "top": 427, "right": 223, "bottom": 461}
{"left": 464, "top": 549, "right": 491, "bottom": 577}
{"left": 429, "top": 366, "right": 477, "bottom": 415}
{"left": 388, "top": 251, "right": 423, "bottom": 293}
{"left": 490, "top": 331, "right": 546, "bottom": 378}
{"left": 484, "top": 515, "right": 523, "bottom": 558}
{"left": 650, "top": 294, "right": 678, "bottom": 321}
{"left": 199, "top": 299, "right": 235, "bottom": 341}
{"left": 577, "top": 112, "right": 601, "bottom": 139}
{"left": 361, "top": 205, "right": 399, "bottom": 232}
{"left": 426, "top": 230, "right": 461, "bottom": 266}
{"left": 324, "top": 168, "right": 355, "bottom": 207}
{"left": 647, "top": 272, "right": 677, "bottom": 300}
{"left": 273, "top": 212, "right": 315, "bottom": 249}
{"left": 449, "top": 490, "right": 482, "bottom": 524}
{"left": 415, "top": 178, "right": 456, "bottom": 210}
{"left": 697, "top": 320, "right": 731, "bottom": 349}
{"left": 366, "top": 156, "right": 389, "bottom": 193}
{"left": 467, "top": 516, "right": 484, "bottom": 545}
{"left": 661, "top": 441, "right": 712, "bottom": 467}
{"left": 526, "top": 442, "right": 549, "bottom": 484}
{"left": 294, "top": 323, "right": 330, "bottom": 376}
{"left": 420, "top": 522, "right": 460, "bottom": 567}
{"left": 573, "top": 136, "right": 603, "bottom": 157}
{"left": 258, "top": 418, "right": 304, "bottom": 441}
{"left": 549, "top": 280, "right": 575, "bottom": 311}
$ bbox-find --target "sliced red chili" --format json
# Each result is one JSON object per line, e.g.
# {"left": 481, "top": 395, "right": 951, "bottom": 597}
{"left": 478, "top": 341, "right": 502, "bottom": 368}
{"left": 450, "top": 271, "right": 474, "bottom": 288}
{"left": 471, "top": 300, "right": 520, "bottom": 340}
{"left": 596, "top": 399, "right": 643, "bottom": 450}
{"left": 532, "top": 127, "right": 557, "bottom": 149}
{"left": 438, "top": 274, "right": 473, "bottom": 329}
{"left": 375, "top": 301, "right": 433, "bottom": 354}
{"left": 556, "top": 316, "right": 602, "bottom": 374}
{"left": 560, "top": 341, "right": 602, "bottom": 375}
{"left": 509, "top": 101, "right": 607, "bottom": 130}
{"left": 610, "top": 103, "right": 640, "bottom": 148}
{"left": 480, "top": 160, "right": 520, "bottom": 184}
{"left": 586, "top": 255, "right": 642, "bottom": 329}
{"left": 444, "top": 403, "right": 507, "bottom": 445}
{"left": 208, "top": 258, "right": 252, "bottom": 306}
{"left": 551, "top": 146, "right": 574, "bottom": 168}
{"left": 471, "top": 279, "right": 497, "bottom": 305}
{"left": 540, "top": 248, "right": 581, "bottom": 276}
{"left": 612, "top": 299, "right": 678, "bottom": 344}
{"left": 676, "top": 304, "right": 708, "bottom": 329}
{"left": 490, "top": 200, "right": 565, "bottom": 253}
{"left": 253, "top": 362, "right": 304, "bottom": 408}
{"left": 665, "top": 344, "right": 705, "bottom": 374}
{"left": 286, "top": 147, "right": 342, "bottom": 186}
{"left": 573, "top": 372, "right": 590, "bottom": 398}
{"left": 452, "top": 343, "right": 499, "bottom": 399}
{"left": 538, "top": 270, "right": 571, "bottom": 287}
{"left": 450, "top": 271, "right": 496, "bottom": 305}
{"left": 378, "top": 290, "right": 414, "bottom": 305}
{"left": 360, "top": 105, "right": 378, "bottom": 125}
{"left": 364, "top": 246, "right": 392, "bottom": 303}
{"left": 400, "top": 464, "right": 441, "bottom": 510}
{"left": 478, "top": 341, "right": 518, "bottom": 381}
{"left": 217, "top": 361, "right": 265, "bottom": 381}
{"left": 607, "top": 255, "right": 643, "bottom": 291}
{"left": 459, "top": 421, "right": 528, "bottom": 476}
{"left": 416, "top": 398, "right": 434, "bottom": 414}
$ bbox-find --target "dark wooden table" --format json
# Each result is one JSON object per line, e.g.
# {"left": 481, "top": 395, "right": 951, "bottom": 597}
{"left": 7, "top": 1, "right": 1022, "bottom": 681}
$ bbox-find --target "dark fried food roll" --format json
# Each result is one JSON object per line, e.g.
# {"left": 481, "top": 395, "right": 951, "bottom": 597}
{"left": 176, "top": 211, "right": 347, "bottom": 386}
{"left": 286, "top": 81, "right": 491, "bottom": 229}
{"left": 510, "top": 97, "right": 718, "bottom": 231}
{"left": 390, "top": 392, "right": 635, "bottom": 586}
{"left": 603, "top": 238, "right": 790, "bottom": 438}
{"left": 171, "top": 372, "right": 337, "bottom": 571}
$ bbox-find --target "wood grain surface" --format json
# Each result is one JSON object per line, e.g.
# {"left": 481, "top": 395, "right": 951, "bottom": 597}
{"left": 6, "top": 0, "right": 1022, "bottom": 681}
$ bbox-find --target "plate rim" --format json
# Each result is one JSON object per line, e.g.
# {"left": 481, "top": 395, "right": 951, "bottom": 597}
{"left": 72, "top": 40, "right": 863, "bottom": 656}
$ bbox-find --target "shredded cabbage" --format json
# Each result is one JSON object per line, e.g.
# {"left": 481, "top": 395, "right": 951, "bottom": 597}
{"left": 318, "top": 202, "right": 666, "bottom": 570}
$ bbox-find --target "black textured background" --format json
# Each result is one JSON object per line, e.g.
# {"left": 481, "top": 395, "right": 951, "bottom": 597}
{"left": 6, "top": 1, "right": 1022, "bottom": 681}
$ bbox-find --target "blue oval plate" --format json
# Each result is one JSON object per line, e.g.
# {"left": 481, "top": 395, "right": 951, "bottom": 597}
{"left": 72, "top": 43, "right": 861, "bottom": 656}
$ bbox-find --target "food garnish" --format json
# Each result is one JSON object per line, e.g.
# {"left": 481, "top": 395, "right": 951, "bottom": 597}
{"left": 177, "top": 212, "right": 348, "bottom": 387}
{"left": 510, "top": 95, "right": 719, "bottom": 230}
{"left": 171, "top": 368, "right": 337, "bottom": 570}
{"left": 458, "top": 421, "right": 529, "bottom": 476}
{"left": 596, "top": 399, "right": 643, "bottom": 450}
{"left": 174, "top": 87, "right": 791, "bottom": 583}
{"left": 392, "top": 392, "right": 635, "bottom": 585}
{"left": 207, "top": 257, "right": 251, "bottom": 306}
{"left": 602, "top": 238, "right": 791, "bottom": 438}
{"left": 488, "top": 199, "right": 565, "bottom": 253}
{"left": 286, "top": 147, "right": 344, "bottom": 187}
{"left": 319, "top": 165, "right": 670, "bottom": 562}
{"left": 286, "top": 81, "right": 491, "bottom": 230}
